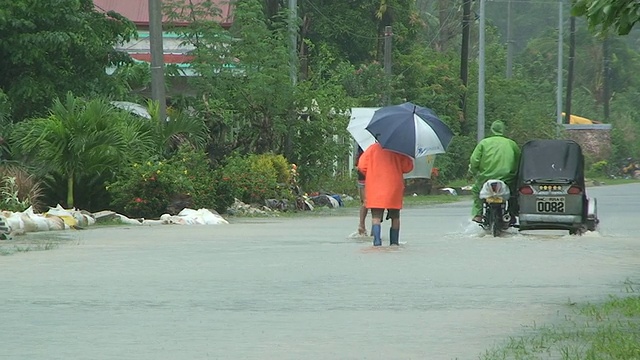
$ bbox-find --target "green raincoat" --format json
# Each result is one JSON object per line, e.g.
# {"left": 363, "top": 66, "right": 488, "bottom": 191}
{"left": 469, "top": 121, "right": 521, "bottom": 217}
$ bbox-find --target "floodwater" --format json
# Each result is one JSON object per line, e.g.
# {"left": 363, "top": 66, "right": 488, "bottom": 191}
{"left": 1, "top": 184, "right": 639, "bottom": 360}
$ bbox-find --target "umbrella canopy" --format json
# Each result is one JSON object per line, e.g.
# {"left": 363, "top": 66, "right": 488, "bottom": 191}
{"left": 347, "top": 107, "right": 379, "bottom": 150}
{"left": 366, "top": 102, "right": 454, "bottom": 158}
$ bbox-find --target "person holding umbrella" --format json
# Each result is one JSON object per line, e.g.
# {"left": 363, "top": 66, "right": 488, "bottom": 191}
{"left": 350, "top": 102, "right": 454, "bottom": 245}
{"left": 358, "top": 142, "right": 414, "bottom": 246}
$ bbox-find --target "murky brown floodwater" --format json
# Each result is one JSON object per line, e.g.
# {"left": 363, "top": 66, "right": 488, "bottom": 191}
{"left": 1, "top": 184, "right": 638, "bottom": 359}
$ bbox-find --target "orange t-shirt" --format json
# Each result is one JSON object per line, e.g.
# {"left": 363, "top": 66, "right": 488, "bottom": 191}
{"left": 357, "top": 143, "right": 413, "bottom": 209}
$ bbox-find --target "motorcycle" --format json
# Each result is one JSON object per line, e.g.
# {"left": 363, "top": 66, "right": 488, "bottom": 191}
{"left": 478, "top": 179, "right": 512, "bottom": 237}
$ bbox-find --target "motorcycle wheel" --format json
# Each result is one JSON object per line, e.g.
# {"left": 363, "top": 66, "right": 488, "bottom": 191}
{"left": 491, "top": 208, "right": 501, "bottom": 237}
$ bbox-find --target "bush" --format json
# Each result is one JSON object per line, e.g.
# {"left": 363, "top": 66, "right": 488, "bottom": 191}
{"left": 0, "top": 164, "right": 43, "bottom": 212}
{"left": 262, "top": 153, "right": 290, "bottom": 184}
{"left": 107, "top": 159, "right": 181, "bottom": 218}
{"left": 108, "top": 147, "right": 222, "bottom": 218}
{"left": 587, "top": 160, "right": 609, "bottom": 178}
{"left": 220, "top": 153, "right": 292, "bottom": 204}
{"left": 166, "top": 146, "right": 218, "bottom": 210}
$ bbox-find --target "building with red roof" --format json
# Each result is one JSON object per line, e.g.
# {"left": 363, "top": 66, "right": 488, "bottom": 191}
{"left": 94, "top": 0, "right": 233, "bottom": 68}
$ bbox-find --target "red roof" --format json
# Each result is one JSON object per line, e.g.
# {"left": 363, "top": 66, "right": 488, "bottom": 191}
{"left": 94, "top": 0, "right": 233, "bottom": 28}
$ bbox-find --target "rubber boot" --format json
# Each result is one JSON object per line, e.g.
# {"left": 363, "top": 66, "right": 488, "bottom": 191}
{"left": 390, "top": 228, "right": 399, "bottom": 246}
{"left": 372, "top": 224, "right": 382, "bottom": 246}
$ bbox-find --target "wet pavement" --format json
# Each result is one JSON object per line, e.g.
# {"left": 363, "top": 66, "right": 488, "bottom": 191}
{"left": 1, "top": 184, "right": 639, "bottom": 360}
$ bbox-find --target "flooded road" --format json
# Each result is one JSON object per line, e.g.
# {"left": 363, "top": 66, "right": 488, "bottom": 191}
{"left": 1, "top": 184, "right": 639, "bottom": 359}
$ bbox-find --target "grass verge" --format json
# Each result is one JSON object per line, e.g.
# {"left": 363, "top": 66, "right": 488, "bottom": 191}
{"left": 587, "top": 177, "right": 640, "bottom": 186}
{"left": 274, "top": 194, "right": 470, "bottom": 218}
{"left": 480, "top": 280, "right": 640, "bottom": 360}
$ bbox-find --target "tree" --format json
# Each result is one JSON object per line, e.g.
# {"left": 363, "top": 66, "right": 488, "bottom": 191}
{"left": 141, "top": 100, "right": 210, "bottom": 156}
{"left": 166, "top": 0, "right": 294, "bottom": 158}
{"left": 10, "top": 93, "right": 155, "bottom": 208}
{"left": 572, "top": 0, "right": 640, "bottom": 35}
{"left": 0, "top": 0, "right": 137, "bottom": 120}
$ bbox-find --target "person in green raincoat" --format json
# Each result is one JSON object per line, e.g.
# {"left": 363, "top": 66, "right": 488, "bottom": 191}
{"left": 468, "top": 120, "right": 521, "bottom": 223}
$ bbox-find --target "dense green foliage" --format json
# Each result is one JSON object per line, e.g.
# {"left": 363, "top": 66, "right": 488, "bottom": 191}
{"left": 1, "top": 0, "right": 640, "bottom": 213}
{"left": 0, "top": 0, "right": 137, "bottom": 120}
{"left": 573, "top": 0, "right": 640, "bottom": 35}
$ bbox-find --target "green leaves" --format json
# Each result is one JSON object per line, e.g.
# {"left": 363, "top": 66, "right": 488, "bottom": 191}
{"left": 572, "top": 0, "right": 640, "bottom": 35}
{"left": 0, "top": 0, "right": 136, "bottom": 120}
{"left": 9, "top": 93, "right": 154, "bottom": 207}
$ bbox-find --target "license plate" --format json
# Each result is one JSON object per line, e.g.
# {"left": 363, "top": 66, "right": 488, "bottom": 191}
{"left": 536, "top": 197, "right": 565, "bottom": 213}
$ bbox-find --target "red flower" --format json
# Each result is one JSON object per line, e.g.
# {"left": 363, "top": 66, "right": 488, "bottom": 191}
{"left": 135, "top": 197, "right": 143, "bottom": 203}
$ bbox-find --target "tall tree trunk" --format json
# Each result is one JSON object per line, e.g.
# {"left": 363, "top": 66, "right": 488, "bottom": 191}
{"left": 603, "top": 36, "right": 611, "bottom": 121}
{"left": 67, "top": 171, "right": 74, "bottom": 208}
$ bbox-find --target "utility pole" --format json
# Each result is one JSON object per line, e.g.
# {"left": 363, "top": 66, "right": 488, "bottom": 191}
{"left": 384, "top": 26, "right": 393, "bottom": 105}
{"left": 285, "top": 0, "right": 298, "bottom": 160}
{"left": 506, "top": 0, "right": 513, "bottom": 78}
{"left": 478, "top": 0, "right": 486, "bottom": 142}
{"left": 603, "top": 36, "right": 611, "bottom": 121}
{"left": 565, "top": 15, "right": 576, "bottom": 125}
{"left": 556, "top": 0, "right": 563, "bottom": 132}
{"left": 460, "top": 0, "right": 472, "bottom": 126}
{"left": 288, "top": 0, "right": 298, "bottom": 86}
{"left": 149, "top": 0, "right": 166, "bottom": 122}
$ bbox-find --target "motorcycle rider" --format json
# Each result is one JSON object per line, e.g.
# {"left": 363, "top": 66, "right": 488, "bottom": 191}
{"left": 468, "top": 120, "right": 521, "bottom": 223}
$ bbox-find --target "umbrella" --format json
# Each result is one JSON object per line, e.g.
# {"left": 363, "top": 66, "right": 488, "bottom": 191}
{"left": 347, "top": 107, "right": 379, "bottom": 150}
{"left": 366, "top": 102, "right": 454, "bottom": 158}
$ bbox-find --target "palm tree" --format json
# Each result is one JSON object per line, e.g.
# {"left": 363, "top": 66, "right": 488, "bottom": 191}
{"left": 11, "top": 92, "right": 155, "bottom": 208}
{"left": 143, "top": 100, "right": 210, "bottom": 155}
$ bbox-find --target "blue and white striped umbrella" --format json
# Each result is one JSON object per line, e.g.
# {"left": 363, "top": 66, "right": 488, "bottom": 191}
{"left": 366, "top": 102, "right": 454, "bottom": 158}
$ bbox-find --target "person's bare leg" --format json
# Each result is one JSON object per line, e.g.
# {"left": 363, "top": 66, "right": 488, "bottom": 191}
{"left": 358, "top": 185, "right": 368, "bottom": 235}
{"left": 358, "top": 205, "right": 368, "bottom": 235}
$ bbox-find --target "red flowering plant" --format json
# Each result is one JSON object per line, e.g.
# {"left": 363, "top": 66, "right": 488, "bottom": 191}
{"left": 108, "top": 146, "right": 230, "bottom": 218}
{"left": 107, "top": 158, "right": 184, "bottom": 218}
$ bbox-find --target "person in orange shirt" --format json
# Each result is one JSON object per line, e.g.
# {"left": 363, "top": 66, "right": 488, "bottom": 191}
{"left": 357, "top": 142, "right": 414, "bottom": 246}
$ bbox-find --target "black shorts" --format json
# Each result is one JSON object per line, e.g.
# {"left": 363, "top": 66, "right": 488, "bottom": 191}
{"left": 371, "top": 208, "right": 400, "bottom": 220}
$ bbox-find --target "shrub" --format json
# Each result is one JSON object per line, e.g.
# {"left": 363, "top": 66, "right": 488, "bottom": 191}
{"left": 107, "top": 159, "right": 181, "bottom": 219}
{"left": 166, "top": 146, "right": 218, "bottom": 210}
{"left": 220, "top": 153, "right": 292, "bottom": 204}
{"left": 261, "top": 153, "right": 290, "bottom": 184}
{"left": 0, "top": 164, "right": 44, "bottom": 212}
{"left": 587, "top": 160, "right": 609, "bottom": 178}
{"left": 108, "top": 147, "right": 222, "bottom": 218}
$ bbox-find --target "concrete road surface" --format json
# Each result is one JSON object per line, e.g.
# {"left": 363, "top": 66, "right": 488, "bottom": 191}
{"left": 1, "top": 184, "right": 639, "bottom": 360}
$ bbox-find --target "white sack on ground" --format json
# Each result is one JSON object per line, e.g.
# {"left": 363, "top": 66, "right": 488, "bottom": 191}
{"left": 161, "top": 208, "right": 229, "bottom": 225}
{"left": 116, "top": 213, "right": 143, "bottom": 226}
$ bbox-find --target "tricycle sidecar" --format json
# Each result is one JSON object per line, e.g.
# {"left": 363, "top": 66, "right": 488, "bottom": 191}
{"left": 516, "top": 139, "right": 598, "bottom": 235}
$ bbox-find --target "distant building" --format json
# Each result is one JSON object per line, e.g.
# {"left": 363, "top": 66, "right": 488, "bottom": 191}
{"left": 94, "top": 0, "right": 234, "bottom": 74}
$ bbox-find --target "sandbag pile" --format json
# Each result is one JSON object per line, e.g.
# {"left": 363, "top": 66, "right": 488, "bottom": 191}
{"left": 0, "top": 204, "right": 96, "bottom": 237}
{"left": 0, "top": 205, "right": 229, "bottom": 239}
{"left": 116, "top": 208, "right": 229, "bottom": 226}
